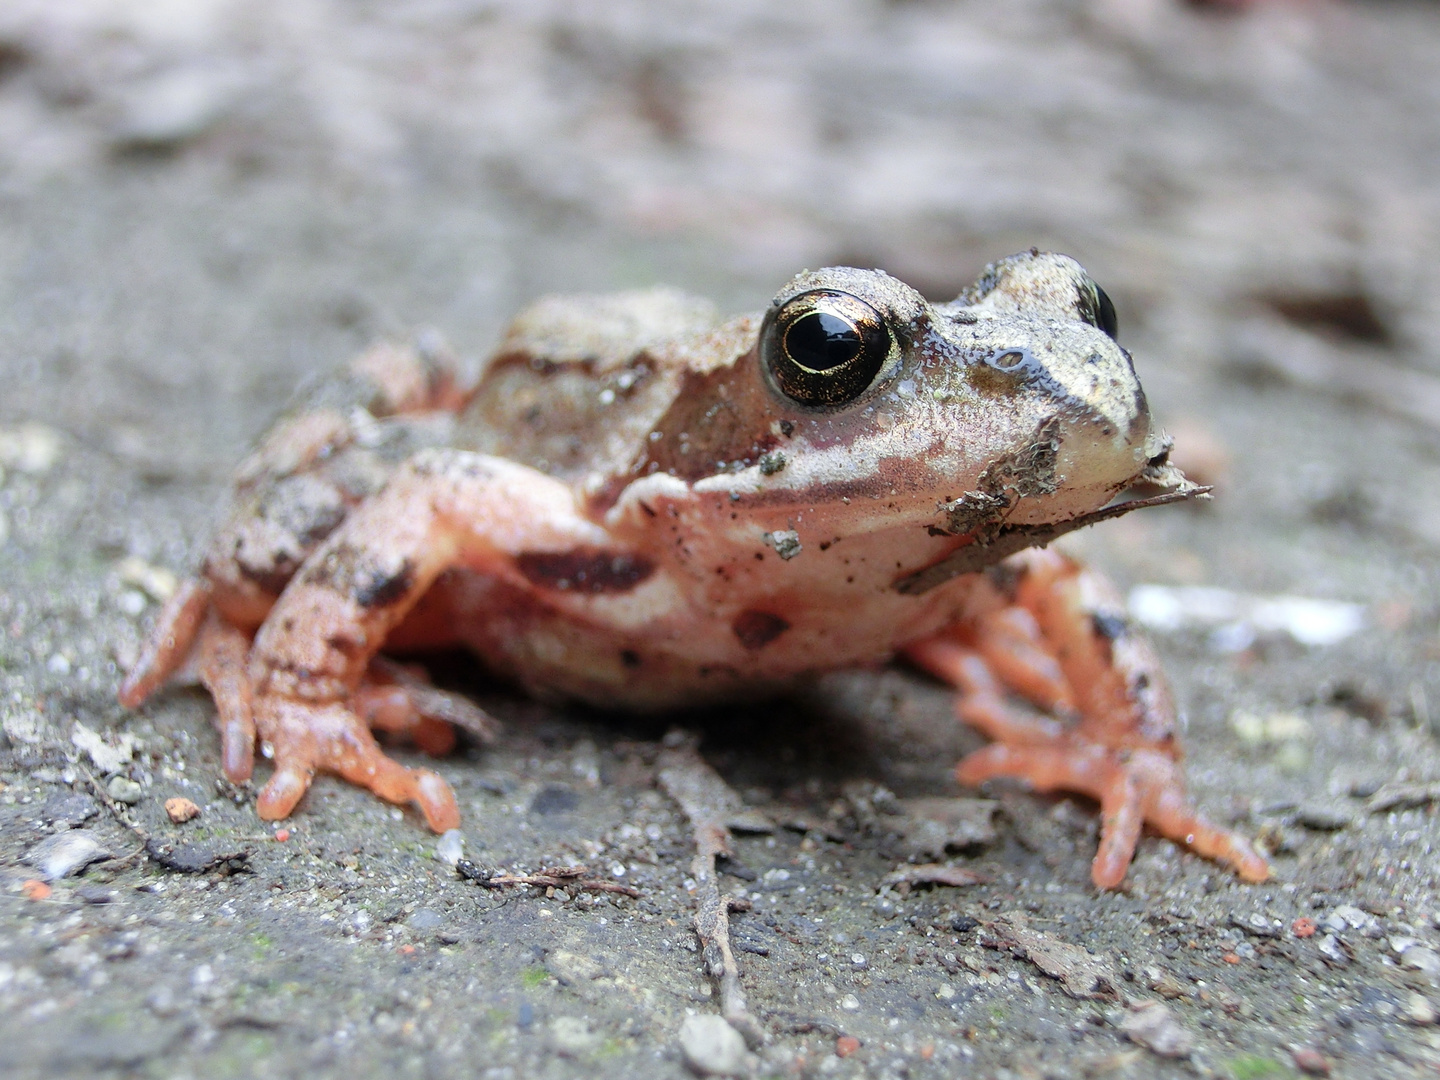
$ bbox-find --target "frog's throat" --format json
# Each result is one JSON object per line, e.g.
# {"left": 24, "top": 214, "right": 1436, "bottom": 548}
{"left": 892, "top": 466, "right": 1209, "bottom": 597}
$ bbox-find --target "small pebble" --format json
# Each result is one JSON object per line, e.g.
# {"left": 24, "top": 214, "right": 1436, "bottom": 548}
{"left": 115, "top": 556, "right": 179, "bottom": 602}
{"left": 1400, "top": 945, "right": 1440, "bottom": 977}
{"left": 1118, "top": 1000, "right": 1194, "bottom": 1058}
{"left": 146, "top": 985, "right": 180, "bottom": 1017}
{"left": 1317, "top": 935, "right": 1351, "bottom": 967}
{"left": 407, "top": 907, "right": 445, "bottom": 931}
{"left": 1324, "top": 904, "right": 1379, "bottom": 936}
{"left": 21, "top": 879, "right": 51, "bottom": 901}
{"left": 549, "top": 1016, "right": 599, "bottom": 1057}
{"left": 434, "top": 828, "right": 465, "bottom": 866}
{"left": 1292, "top": 918, "right": 1317, "bottom": 938}
{"left": 165, "top": 797, "right": 201, "bottom": 824}
{"left": 1405, "top": 992, "right": 1437, "bottom": 1025}
{"left": 107, "top": 776, "right": 143, "bottom": 805}
{"left": 1293, "top": 1047, "right": 1331, "bottom": 1076}
{"left": 678, "top": 1014, "right": 749, "bottom": 1077}
{"left": 835, "top": 1035, "right": 860, "bottom": 1057}
{"left": 40, "top": 792, "right": 99, "bottom": 827}
{"left": 1232, "top": 913, "right": 1282, "bottom": 938}
{"left": 0, "top": 422, "right": 62, "bottom": 473}
{"left": 1145, "top": 969, "right": 1188, "bottom": 999}
{"left": 1296, "top": 804, "right": 1353, "bottom": 831}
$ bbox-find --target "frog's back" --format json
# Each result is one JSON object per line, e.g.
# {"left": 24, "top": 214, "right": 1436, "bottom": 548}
{"left": 455, "top": 288, "right": 758, "bottom": 497}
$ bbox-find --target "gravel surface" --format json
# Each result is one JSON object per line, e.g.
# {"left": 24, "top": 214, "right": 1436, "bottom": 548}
{"left": 3, "top": 2, "right": 1440, "bottom": 1078}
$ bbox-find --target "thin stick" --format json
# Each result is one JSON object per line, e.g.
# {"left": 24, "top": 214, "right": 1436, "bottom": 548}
{"left": 77, "top": 763, "right": 150, "bottom": 865}
{"left": 657, "top": 737, "right": 766, "bottom": 1049}
{"left": 456, "top": 861, "right": 641, "bottom": 898}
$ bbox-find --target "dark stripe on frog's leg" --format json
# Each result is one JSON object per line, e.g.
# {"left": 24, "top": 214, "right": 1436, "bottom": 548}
{"left": 241, "top": 450, "right": 616, "bottom": 826}
{"left": 731, "top": 610, "right": 790, "bottom": 650}
{"left": 202, "top": 339, "right": 472, "bottom": 616}
{"left": 515, "top": 549, "right": 655, "bottom": 594}
{"left": 298, "top": 541, "right": 417, "bottom": 609}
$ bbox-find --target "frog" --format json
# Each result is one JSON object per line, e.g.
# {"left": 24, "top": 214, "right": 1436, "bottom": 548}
{"left": 120, "top": 250, "right": 1269, "bottom": 889}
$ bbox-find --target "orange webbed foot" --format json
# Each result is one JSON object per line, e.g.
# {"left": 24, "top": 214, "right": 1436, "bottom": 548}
{"left": 955, "top": 739, "right": 1269, "bottom": 888}
{"left": 906, "top": 550, "right": 1270, "bottom": 889}
{"left": 253, "top": 696, "right": 460, "bottom": 832}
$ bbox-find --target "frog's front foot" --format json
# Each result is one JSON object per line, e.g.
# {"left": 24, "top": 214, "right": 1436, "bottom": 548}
{"left": 906, "top": 549, "right": 1270, "bottom": 890}
{"left": 122, "top": 580, "right": 469, "bottom": 830}
{"left": 251, "top": 695, "right": 460, "bottom": 831}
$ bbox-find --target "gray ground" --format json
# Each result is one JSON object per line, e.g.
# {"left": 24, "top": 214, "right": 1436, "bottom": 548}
{"left": 3, "top": 1, "right": 1440, "bottom": 1077}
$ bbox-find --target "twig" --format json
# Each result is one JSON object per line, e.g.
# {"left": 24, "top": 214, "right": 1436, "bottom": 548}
{"left": 657, "top": 736, "right": 767, "bottom": 1049}
{"left": 76, "top": 763, "right": 150, "bottom": 866}
{"left": 79, "top": 763, "right": 250, "bottom": 873}
{"left": 455, "top": 860, "right": 640, "bottom": 898}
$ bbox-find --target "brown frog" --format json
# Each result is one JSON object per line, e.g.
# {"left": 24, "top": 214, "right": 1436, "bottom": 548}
{"left": 121, "top": 251, "right": 1269, "bottom": 889}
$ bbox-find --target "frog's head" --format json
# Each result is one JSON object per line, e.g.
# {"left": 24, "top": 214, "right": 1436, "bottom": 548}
{"left": 644, "top": 252, "right": 1197, "bottom": 581}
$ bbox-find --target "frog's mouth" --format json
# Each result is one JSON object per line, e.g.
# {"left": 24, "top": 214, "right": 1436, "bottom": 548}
{"left": 892, "top": 460, "right": 1207, "bottom": 596}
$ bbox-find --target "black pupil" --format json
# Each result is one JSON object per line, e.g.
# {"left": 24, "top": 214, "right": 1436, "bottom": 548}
{"left": 785, "top": 311, "right": 862, "bottom": 371}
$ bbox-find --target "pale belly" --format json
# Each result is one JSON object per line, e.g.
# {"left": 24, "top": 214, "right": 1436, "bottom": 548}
{"left": 401, "top": 565, "right": 988, "bottom": 710}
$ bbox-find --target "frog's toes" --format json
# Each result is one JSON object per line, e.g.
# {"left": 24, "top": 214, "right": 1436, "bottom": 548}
{"left": 118, "top": 576, "right": 212, "bottom": 709}
{"left": 254, "top": 697, "right": 461, "bottom": 832}
{"left": 194, "top": 611, "right": 258, "bottom": 784}
{"left": 352, "top": 657, "right": 501, "bottom": 753}
{"left": 956, "top": 740, "right": 1270, "bottom": 889}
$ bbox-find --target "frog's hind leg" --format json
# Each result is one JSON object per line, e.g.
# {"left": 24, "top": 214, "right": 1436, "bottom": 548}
{"left": 905, "top": 549, "right": 1269, "bottom": 889}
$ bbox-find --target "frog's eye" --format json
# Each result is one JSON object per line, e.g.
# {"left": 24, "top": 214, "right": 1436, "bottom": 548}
{"left": 1080, "top": 282, "right": 1119, "bottom": 341}
{"left": 764, "top": 290, "right": 893, "bottom": 407}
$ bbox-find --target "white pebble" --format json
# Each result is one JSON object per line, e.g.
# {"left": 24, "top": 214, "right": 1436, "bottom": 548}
{"left": 678, "top": 1014, "right": 750, "bottom": 1077}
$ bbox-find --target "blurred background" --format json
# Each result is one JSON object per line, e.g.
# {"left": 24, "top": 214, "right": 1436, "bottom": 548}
{"left": 2, "top": 0, "right": 1439, "bottom": 503}
{"left": 4, "top": 5, "right": 1440, "bottom": 1076}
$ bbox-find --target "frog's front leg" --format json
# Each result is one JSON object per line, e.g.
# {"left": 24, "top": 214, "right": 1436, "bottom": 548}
{"left": 905, "top": 549, "right": 1270, "bottom": 889}
{"left": 244, "top": 449, "right": 612, "bottom": 829}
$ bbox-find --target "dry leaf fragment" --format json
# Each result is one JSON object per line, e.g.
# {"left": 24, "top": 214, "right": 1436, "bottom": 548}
{"left": 982, "top": 912, "right": 1118, "bottom": 999}
{"left": 881, "top": 863, "right": 987, "bottom": 892}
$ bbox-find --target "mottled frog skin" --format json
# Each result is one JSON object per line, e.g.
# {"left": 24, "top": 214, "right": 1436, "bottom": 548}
{"left": 122, "top": 251, "right": 1268, "bottom": 889}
